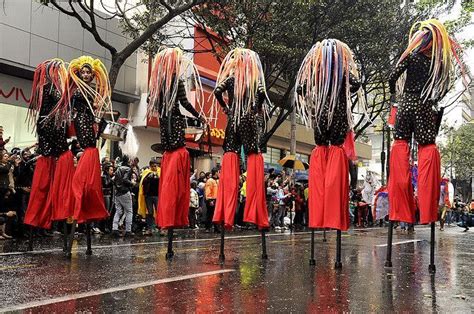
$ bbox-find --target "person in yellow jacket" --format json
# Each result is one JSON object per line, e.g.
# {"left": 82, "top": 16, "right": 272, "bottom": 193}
{"left": 138, "top": 159, "right": 160, "bottom": 235}
{"left": 204, "top": 170, "right": 219, "bottom": 232}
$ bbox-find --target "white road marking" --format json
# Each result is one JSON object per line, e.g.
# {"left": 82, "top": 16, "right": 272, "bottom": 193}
{"left": 376, "top": 239, "right": 423, "bottom": 247}
{"left": 0, "top": 228, "right": 381, "bottom": 257}
{"left": 0, "top": 269, "right": 235, "bottom": 312}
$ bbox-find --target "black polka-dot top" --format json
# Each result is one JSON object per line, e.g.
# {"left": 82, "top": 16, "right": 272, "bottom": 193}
{"left": 388, "top": 52, "right": 432, "bottom": 95}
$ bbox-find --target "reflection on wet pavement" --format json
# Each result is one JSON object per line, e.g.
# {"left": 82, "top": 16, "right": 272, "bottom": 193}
{"left": 0, "top": 227, "right": 472, "bottom": 312}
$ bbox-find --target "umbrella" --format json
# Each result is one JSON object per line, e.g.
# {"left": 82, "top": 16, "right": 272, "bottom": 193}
{"left": 278, "top": 155, "right": 309, "bottom": 170}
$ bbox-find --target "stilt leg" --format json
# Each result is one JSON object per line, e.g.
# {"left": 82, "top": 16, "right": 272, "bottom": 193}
{"left": 309, "top": 229, "right": 316, "bottom": 265}
{"left": 323, "top": 229, "right": 327, "bottom": 242}
{"left": 62, "top": 220, "right": 68, "bottom": 252}
{"left": 334, "top": 230, "right": 342, "bottom": 269}
{"left": 66, "top": 220, "right": 76, "bottom": 259}
{"left": 261, "top": 230, "right": 268, "bottom": 260}
{"left": 85, "top": 223, "right": 92, "bottom": 255}
{"left": 384, "top": 221, "right": 393, "bottom": 268}
{"left": 28, "top": 226, "right": 34, "bottom": 251}
{"left": 219, "top": 223, "right": 225, "bottom": 262}
{"left": 429, "top": 222, "right": 436, "bottom": 274}
{"left": 166, "top": 229, "right": 174, "bottom": 260}
{"left": 290, "top": 211, "right": 293, "bottom": 234}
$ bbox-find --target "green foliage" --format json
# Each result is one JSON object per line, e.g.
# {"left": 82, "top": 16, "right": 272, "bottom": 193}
{"left": 440, "top": 123, "right": 474, "bottom": 180}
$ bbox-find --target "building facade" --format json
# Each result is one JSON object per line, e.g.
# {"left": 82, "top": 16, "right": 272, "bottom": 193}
{"left": 1, "top": 2, "right": 371, "bottom": 173}
{"left": 0, "top": 0, "right": 139, "bottom": 155}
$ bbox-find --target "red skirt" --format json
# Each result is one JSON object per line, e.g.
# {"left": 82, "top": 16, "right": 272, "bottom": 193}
{"left": 308, "top": 146, "right": 328, "bottom": 228}
{"left": 323, "top": 146, "right": 350, "bottom": 231}
{"left": 388, "top": 140, "right": 416, "bottom": 223}
{"left": 24, "top": 156, "right": 55, "bottom": 229}
{"left": 156, "top": 147, "right": 190, "bottom": 229}
{"left": 243, "top": 153, "right": 269, "bottom": 229}
{"left": 418, "top": 144, "right": 441, "bottom": 224}
{"left": 51, "top": 150, "right": 75, "bottom": 221}
{"left": 213, "top": 152, "right": 240, "bottom": 229}
{"left": 72, "top": 147, "right": 108, "bottom": 223}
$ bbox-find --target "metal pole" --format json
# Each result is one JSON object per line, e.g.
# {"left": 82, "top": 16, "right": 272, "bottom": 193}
{"left": 62, "top": 220, "right": 68, "bottom": 252}
{"left": 381, "top": 125, "right": 386, "bottom": 186}
{"left": 219, "top": 223, "right": 225, "bottom": 262}
{"left": 335, "top": 230, "right": 342, "bottom": 269}
{"left": 261, "top": 230, "right": 268, "bottom": 259}
{"left": 384, "top": 222, "right": 393, "bottom": 267}
{"left": 385, "top": 127, "right": 393, "bottom": 268}
{"left": 85, "top": 223, "right": 92, "bottom": 256}
{"left": 166, "top": 228, "right": 174, "bottom": 260}
{"left": 386, "top": 128, "right": 391, "bottom": 179}
{"left": 429, "top": 222, "right": 436, "bottom": 274}
{"left": 323, "top": 229, "right": 327, "bottom": 242}
{"left": 309, "top": 229, "right": 316, "bottom": 265}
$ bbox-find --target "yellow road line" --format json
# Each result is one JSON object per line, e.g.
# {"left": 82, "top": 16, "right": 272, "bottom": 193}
{"left": 0, "top": 264, "right": 35, "bottom": 271}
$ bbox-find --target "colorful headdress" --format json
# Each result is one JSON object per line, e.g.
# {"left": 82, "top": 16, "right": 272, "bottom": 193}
{"left": 213, "top": 48, "right": 270, "bottom": 127}
{"left": 28, "top": 58, "right": 67, "bottom": 128}
{"left": 52, "top": 56, "right": 112, "bottom": 124}
{"left": 147, "top": 47, "right": 204, "bottom": 119}
{"left": 69, "top": 56, "right": 112, "bottom": 114}
{"left": 396, "top": 19, "right": 468, "bottom": 101}
{"left": 295, "top": 39, "right": 364, "bottom": 130}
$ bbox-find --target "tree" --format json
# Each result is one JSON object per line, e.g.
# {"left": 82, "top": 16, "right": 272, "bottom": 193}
{"left": 40, "top": 0, "right": 207, "bottom": 89}
{"left": 192, "top": 0, "right": 442, "bottom": 145}
{"left": 192, "top": 0, "right": 312, "bottom": 148}
{"left": 440, "top": 123, "right": 474, "bottom": 181}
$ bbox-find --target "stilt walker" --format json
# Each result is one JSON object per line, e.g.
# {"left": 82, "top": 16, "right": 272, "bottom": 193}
{"left": 147, "top": 47, "right": 207, "bottom": 260}
{"left": 386, "top": 19, "right": 467, "bottom": 273}
{"left": 211, "top": 48, "right": 271, "bottom": 260}
{"left": 24, "top": 59, "right": 72, "bottom": 251}
{"left": 296, "top": 39, "right": 365, "bottom": 268}
{"left": 55, "top": 56, "right": 112, "bottom": 257}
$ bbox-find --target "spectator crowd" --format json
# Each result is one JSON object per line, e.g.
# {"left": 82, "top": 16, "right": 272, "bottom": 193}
{"left": 1, "top": 125, "right": 473, "bottom": 240}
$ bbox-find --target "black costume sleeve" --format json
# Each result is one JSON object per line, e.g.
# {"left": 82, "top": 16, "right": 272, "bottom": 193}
{"left": 214, "top": 78, "right": 230, "bottom": 113}
{"left": 388, "top": 54, "right": 411, "bottom": 94}
{"left": 177, "top": 80, "right": 200, "bottom": 119}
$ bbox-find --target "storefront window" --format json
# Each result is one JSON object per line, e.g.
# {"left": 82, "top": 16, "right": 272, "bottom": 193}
{"left": 0, "top": 102, "right": 36, "bottom": 150}
{"left": 264, "top": 147, "right": 281, "bottom": 164}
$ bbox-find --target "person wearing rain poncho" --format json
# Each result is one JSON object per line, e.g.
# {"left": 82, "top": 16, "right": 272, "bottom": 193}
{"left": 295, "top": 39, "right": 364, "bottom": 232}
{"left": 147, "top": 47, "right": 206, "bottom": 230}
{"left": 387, "top": 19, "right": 468, "bottom": 226}
{"left": 211, "top": 48, "right": 271, "bottom": 230}
{"left": 24, "top": 59, "right": 75, "bottom": 230}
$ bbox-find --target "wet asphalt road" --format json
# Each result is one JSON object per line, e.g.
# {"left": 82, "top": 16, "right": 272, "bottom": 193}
{"left": 0, "top": 225, "right": 472, "bottom": 313}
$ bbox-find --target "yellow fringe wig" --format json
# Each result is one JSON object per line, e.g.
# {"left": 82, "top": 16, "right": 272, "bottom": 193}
{"left": 147, "top": 47, "right": 204, "bottom": 120}
{"left": 396, "top": 19, "right": 468, "bottom": 101}
{"left": 28, "top": 58, "right": 67, "bottom": 129}
{"left": 295, "top": 39, "right": 365, "bottom": 130}
{"left": 53, "top": 55, "right": 112, "bottom": 124}
{"left": 212, "top": 48, "right": 271, "bottom": 128}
